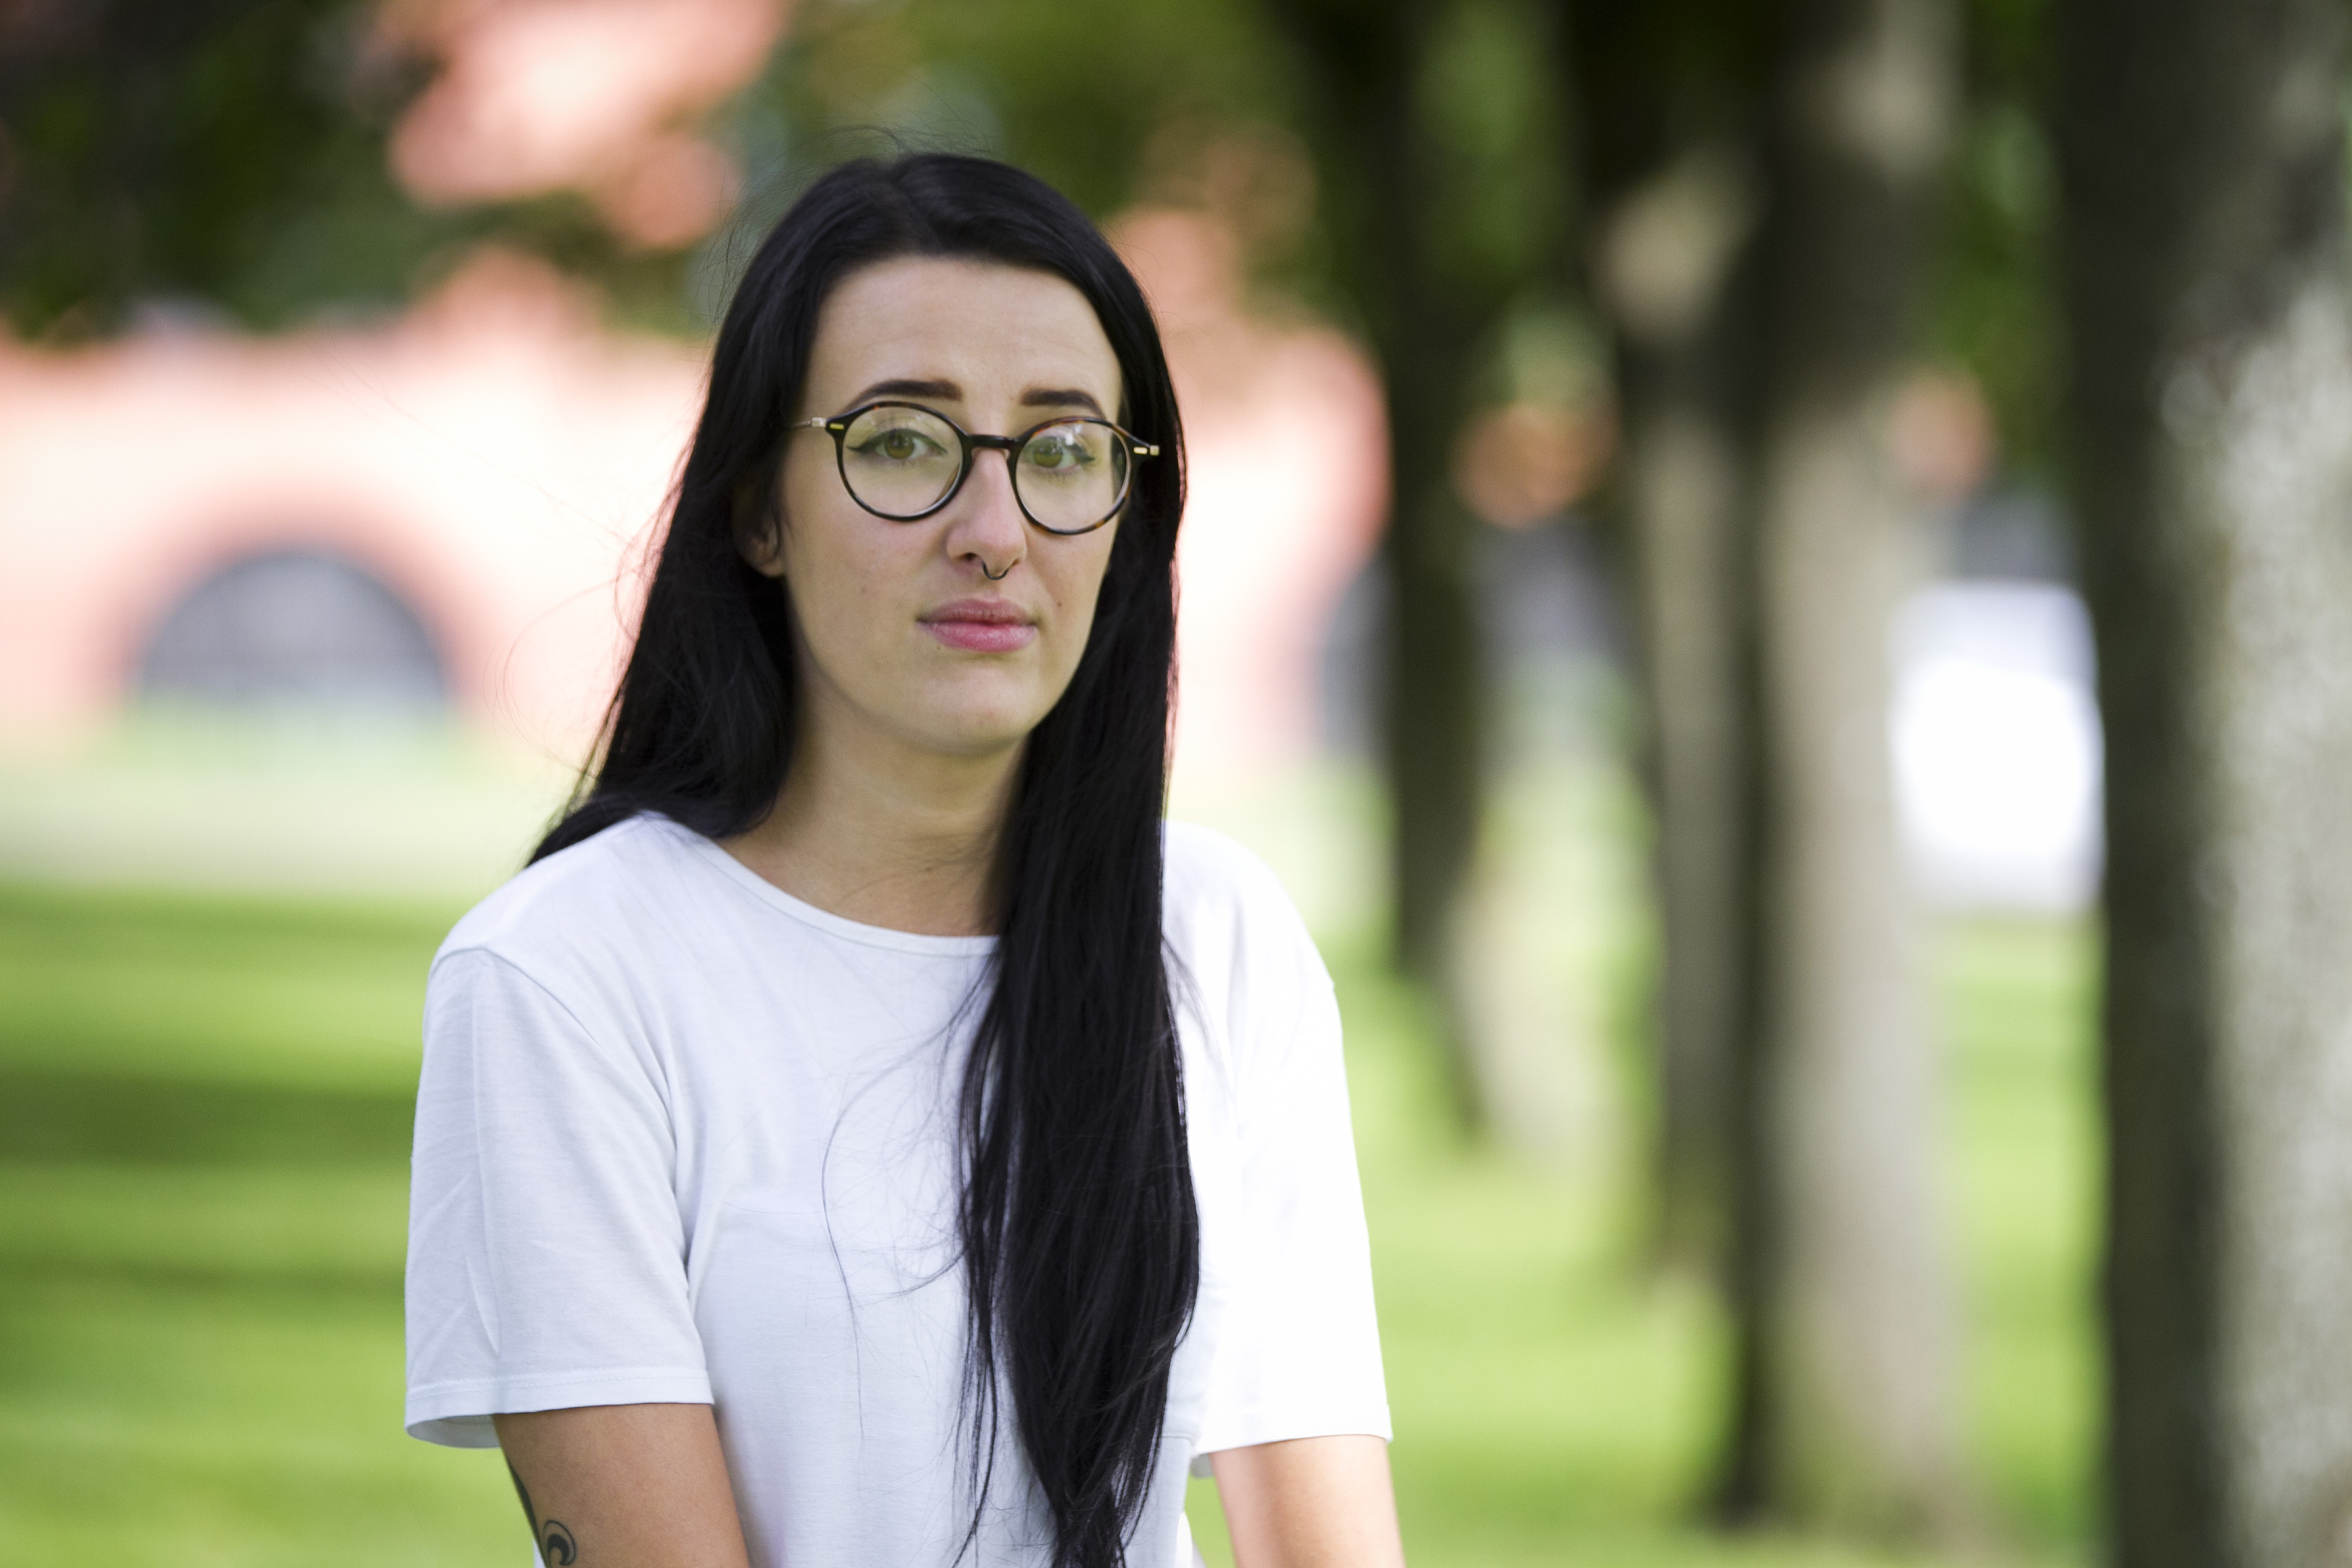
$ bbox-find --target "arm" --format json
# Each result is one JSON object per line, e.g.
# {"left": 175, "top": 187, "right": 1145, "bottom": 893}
{"left": 1211, "top": 1434, "right": 1405, "bottom": 1568}
{"left": 494, "top": 1404, "right": 752, "bottom": 1568}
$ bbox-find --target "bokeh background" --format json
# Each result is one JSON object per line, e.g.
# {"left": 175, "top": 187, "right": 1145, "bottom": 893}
{"left": 4, "top": 1, "right": 2342, "bottom": 1564}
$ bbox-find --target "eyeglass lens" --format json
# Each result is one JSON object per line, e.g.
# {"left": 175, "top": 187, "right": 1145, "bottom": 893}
{"left": 838, "top": 405, "right": 1132, "bottom": 531}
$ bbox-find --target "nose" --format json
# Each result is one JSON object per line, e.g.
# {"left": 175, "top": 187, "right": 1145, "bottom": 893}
{"left": 941, "top": 449, "right": 1027, "bottom": 581}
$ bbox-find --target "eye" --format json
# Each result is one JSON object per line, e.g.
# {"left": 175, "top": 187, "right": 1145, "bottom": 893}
{"left": 854, "top": 426, "right": 948, "bottom": 463}
{"left": 1024, "top": 430, "right": 1097, "bottom": 473}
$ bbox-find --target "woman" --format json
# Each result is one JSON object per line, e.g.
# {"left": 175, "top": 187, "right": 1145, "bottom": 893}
{"left": 404, "top": 154, "right": 1402, "bottom": 1568}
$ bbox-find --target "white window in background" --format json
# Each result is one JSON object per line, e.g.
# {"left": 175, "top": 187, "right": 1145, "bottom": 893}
{"left": 1891, "top": 582, "right": 2103, "bottom": 913}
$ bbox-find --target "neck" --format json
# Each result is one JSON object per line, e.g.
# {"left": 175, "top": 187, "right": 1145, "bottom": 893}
{"left": 722, "top": 711, "right": 1021, "bottom": 939}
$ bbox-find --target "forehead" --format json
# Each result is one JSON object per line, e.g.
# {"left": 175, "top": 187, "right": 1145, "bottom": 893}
{"left": 803, "top": 256, "right": 1122, "bottom": 412}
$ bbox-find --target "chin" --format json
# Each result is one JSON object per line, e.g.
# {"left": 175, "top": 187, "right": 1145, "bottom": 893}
{"left": 914, "top": 721, "right": 1040, "bottom": 761}
{"left": 904, "top": 702, "right": 1047, "bottom": 759}
{"left": 912, "top": 674, "right": 1055, "bottom": 751}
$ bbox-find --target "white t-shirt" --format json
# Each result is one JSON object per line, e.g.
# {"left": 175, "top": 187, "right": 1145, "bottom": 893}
{"left": 404, "top": 813, "right": 1389, "bottom": 1567}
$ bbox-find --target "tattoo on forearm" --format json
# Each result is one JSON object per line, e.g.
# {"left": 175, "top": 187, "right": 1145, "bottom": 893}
{"left": 539, "top": 1519, "right": 579, "bottom": 1565}
{"left": 506, "top": 1458, "right": 581, "bottom": 1565}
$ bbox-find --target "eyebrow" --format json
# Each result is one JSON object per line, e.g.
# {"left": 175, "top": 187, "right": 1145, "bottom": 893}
{"left": 844, "top": 377, "right": 1108, "bottom": 420}
{"left": 848, "top": 377, "right": 960, "bottom": 406}
{"left": 1020, "top": 387, "right": 1106, "bottom": 417}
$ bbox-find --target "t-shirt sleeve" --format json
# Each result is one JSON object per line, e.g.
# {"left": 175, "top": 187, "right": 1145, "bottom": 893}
{"left": 1193, "top": 863, "right": 1392, "bottom": 1460}
{"left": 404, "top": 946, "right": 711, "bottom": 1447}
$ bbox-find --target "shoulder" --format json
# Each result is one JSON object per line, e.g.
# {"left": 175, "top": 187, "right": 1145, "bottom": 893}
{"left": 434, "top": 813, "right": 707, "bottom": 995}
{"left": 1161, "top": 820, "right": 1313, "bottom": 951}
{"left": 1161, "top": 820, "right": 1333, "bottom": 1037}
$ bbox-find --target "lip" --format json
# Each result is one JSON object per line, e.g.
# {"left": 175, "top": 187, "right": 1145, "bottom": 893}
{"left": 920, "top": 597, "right": 1038, "bottom": 653}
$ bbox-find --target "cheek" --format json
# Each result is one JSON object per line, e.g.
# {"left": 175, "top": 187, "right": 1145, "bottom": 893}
{"left": 777, "top": 451, "right": 844, "bottom": 568}
{"left": 1042, "top": 534, "right": 1121, "bottom": 665}
{"left": 777, "top": 483, "right": 901, "bottom": 658}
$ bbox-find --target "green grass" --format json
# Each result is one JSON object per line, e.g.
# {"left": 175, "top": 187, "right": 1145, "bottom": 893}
{"left": 0, "top": 881, "right": 2096, "bottom": 1566}
{"left": 0, "top": 886, "right": 515, "bottom": 1565}
{"left": 1940, "top": 922, "right": 2099, "bottom": 1551}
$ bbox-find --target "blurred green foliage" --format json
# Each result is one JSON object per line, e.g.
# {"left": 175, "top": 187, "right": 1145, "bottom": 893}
{"left": 1, "top": 0, "right": 2058, "bottom": 481}
{"left": 0, "top": 0, "right": 1601, "bottom": 406}
{"left": 0, "top": 0, "right": 770, "bottom": 339}
{"left": 1931, "top": 0, "right": 2058, "bottom": 478}
{"left": 0, "top": 871, "right": 2089, "bottom": 1565}
{"left": 754, "top": 0, "right": 1297, "bottom": 217}
{"left": 1406, "top": 0, "right": 1570, "bottom": 309}
{"left": 0, "top": 0, "right": 441, "bottom": 337}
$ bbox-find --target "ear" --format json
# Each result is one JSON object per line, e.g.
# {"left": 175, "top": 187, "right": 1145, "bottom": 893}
{"left": 732, "top": 474, "right": 788, "bottom": 580}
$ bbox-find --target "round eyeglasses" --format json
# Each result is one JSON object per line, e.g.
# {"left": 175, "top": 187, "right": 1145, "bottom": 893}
{"left": 794, "top": 401, "right": 1160, "bottom": 536}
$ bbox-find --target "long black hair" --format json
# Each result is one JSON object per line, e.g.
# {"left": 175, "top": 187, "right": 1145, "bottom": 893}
{"left": 533, "top": 155, "right": 1198, "bottom": 1567}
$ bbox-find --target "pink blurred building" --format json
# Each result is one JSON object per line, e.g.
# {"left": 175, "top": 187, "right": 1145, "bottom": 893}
{"left": 0, "top": 229, "right": 1385, "bottom": 791}
{"left": 0, "top": 0, "right": 1385, "bottom": 784}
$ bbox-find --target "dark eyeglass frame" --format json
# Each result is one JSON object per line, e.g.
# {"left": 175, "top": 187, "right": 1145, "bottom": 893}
{"left": 793, "top": 400, "right": 1162, "bottom": 536}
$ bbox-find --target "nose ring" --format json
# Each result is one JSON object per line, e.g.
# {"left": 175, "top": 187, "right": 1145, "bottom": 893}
{"left": 980, "top": 560, "right": 1011, "bottom": 582}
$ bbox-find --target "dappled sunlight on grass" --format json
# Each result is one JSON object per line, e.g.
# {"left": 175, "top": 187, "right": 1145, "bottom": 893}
{"left": 0, "top": 822, "right": 2096, "bottom": 1565}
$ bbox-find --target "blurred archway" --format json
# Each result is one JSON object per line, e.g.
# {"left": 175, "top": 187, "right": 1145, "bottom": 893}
{"left": 136, "top": 547, "right": 448, "bottom": 711}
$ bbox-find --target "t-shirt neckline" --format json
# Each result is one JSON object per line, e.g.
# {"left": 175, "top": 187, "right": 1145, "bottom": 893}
{"left": 658, "top": 817, "right": 999, "bottom": 957}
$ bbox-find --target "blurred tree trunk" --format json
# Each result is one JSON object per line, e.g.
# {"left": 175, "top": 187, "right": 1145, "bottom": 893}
{"left": 1712, "top": 0, "right": 1971, "bottom": 1535}
{"left": 1268, "top": 0, "right": 1492, "bottom": 1132}
{"left": 2057, "top": 1, "right": 2352, "bottom": 1564}
{"left": 1561, "top": 0, "right": 1765, "bottom": 1270}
